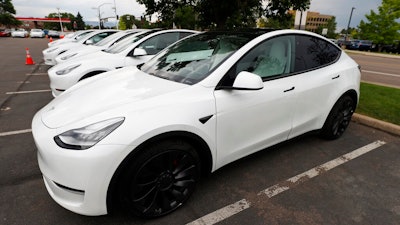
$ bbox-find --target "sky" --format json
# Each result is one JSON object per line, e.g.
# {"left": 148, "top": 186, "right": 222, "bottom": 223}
{"left": 12, "top": 0, "right": 382, "bottom": 31}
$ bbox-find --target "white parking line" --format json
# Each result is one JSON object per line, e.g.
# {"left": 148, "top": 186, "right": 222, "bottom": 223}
{"left": 362, "top": 70, "right": 400, "bottom": 78}
{"left": 26, "top": 73, "right": 48, "bottom": 76}
{"left": 0, "top": 129, "right": 32, "bottom": 137}
{"left": 6, "top": 89, "right": 51, "bottom": 95}
{"left": 187, "top": 140, "right": 386, "bottom": 225}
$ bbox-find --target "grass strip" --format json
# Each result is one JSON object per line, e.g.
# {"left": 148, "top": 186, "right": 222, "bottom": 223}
{"left": 356, "top": 82, "right": 400, "bottom": 125}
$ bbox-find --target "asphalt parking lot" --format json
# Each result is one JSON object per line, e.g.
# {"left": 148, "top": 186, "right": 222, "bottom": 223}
{"left": 1, "top": 37, "right": 400, "bottom": 225}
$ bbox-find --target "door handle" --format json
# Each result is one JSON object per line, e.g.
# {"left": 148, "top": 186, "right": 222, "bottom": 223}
{"left": 284, "top": 87, "right": 295, "bottom": 92}
{"left": 332, "top": 75, "right": 340, "bottom": 80}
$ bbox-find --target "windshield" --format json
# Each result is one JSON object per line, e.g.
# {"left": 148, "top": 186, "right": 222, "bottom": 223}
{"left": 140, "top": 32, "right": 257, "bottom": 85}
{"left": 94, "top": 31, "right": 138, "bottom": 47}
{"left": 74, "top": 31, "right": 92, "bottom": 42}
{"left": 104, "top": 31, "right": 153, "bottom": 54}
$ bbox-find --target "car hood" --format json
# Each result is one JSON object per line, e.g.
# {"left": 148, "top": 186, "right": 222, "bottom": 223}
{"left": 41, "top": 67, "right": 188, "bottom": 128}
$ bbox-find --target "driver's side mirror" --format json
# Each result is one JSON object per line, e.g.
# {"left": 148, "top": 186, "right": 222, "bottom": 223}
{"left": 85, "top": 39, "right": 94, "bottom": 45}
{"left": 232, "top": 71, "right": 264, "bottom": 90}
{"left": 133, "top": 48, "right": 147, "bottom": 57}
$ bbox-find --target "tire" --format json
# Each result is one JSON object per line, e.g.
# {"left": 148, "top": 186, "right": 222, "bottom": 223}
{"left": 117, "top": 139, "right": 201, "bottom": 218}
{"left": 320, "top": 95, "right": 355, "bottom": 140}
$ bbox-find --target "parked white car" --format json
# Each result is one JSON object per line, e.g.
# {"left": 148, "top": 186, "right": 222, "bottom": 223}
{"left": 30, "top": 29, "right": 45, "bottom": 38}
{"left": 43, "top": 29, "right": 117, "bottom": 65}
{"left": 54, "top": 29, "right": 146, "bottom": 64}
{"left": 48, "top": 30, "right": 94, "bottom": 47}
{"left": 32, "top": 29, "right": 360, "bottom": 218}
{"left": 11, "top": 29, "right": 28, "bottom": 38}
{"left": 48, "top": 29, "right": 198, "bottom": 96}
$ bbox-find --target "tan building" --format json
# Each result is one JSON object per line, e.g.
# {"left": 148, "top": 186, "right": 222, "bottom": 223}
{"left": 289, "top": 10, "right": 333, "bottom": 32}
{"left": 305, "top": 12, "right": 333, "bottom": 32}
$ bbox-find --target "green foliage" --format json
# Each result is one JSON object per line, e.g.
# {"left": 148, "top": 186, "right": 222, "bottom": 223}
{"left": 265, "top": 0, "right": 310, "bottom": 28}
{"left": 118, "top": 15, "right": 136, "bottom": 30}
{"left": 174, "top": 5, "right": 196, "bottom": 29}
{"left": 0, "top": 0, "right": 21, "bottom": 27}
{"left": 197, "top": 0, "right": 262, "bottom": 29}
{"left": 74, "top": 12, "right": 85, "bottom": 30}
{"left": 43, "top": 12, "right": 76, "bottom": 31}
{"left": 358, "top": 0, "right": 400, "bottom": 45}
{"left": 315, "top": 17, "right": 337, "bottom": 38}
{"left": 137, "top": 0, "right": 310, "bottom": 30}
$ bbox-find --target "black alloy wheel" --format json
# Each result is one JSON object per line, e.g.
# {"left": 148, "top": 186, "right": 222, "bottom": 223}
{"left": 321, "top": 95, "right": 355, "bottom": 140}
{"left": 119, "top": 139, "right": 200, "bottom": 218}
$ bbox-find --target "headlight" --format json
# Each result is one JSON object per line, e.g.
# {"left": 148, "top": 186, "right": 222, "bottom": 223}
{"left": 47, "top": 47, "right": 59, "bottom": 53}
{"left": 61, "top": 53, "right": 78, "bottom": 60}
{"left": 56, "top": 64, "right": 81, "bottom": 75}
{"left": 54, "top": 117, "right": 125, "bottom": 150}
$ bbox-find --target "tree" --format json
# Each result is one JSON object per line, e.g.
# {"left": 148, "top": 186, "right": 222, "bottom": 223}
{"left": 0, "top": 0, "right": 21, "bottom": 27}
{"left": 44, "top": 12, "right": 76, "bottom": 31}
{"left": 358, "top": 0, "right": 400, "bottom": 46}
{"left": 137, "top": 0, "right": 310, "bottom": 29}
{"left": 264, "top": 0, "right": 310, "bottom": 28}
{"left": 197, "top": 0, "right": 262, "bottom": 29}
{"left": 74, "top": 12, "right": 85, "bottom": 30}
{"left": 315, "top": 17, "right": 337, "bottom": 39}
{"left": 118, "top": 14, "right": 136, "bottom": 30}
{"left": 174, "top": 5, "right": 196, "bottom": 29}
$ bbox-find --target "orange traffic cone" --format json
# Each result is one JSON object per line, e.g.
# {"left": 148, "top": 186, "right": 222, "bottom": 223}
{"left": 25, "top": 48, "right": 35, "bottom": 65}
{"left": 49, "top": 37, "right": 53, "bottom": 42}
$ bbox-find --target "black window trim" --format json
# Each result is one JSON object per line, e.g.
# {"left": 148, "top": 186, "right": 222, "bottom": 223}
{"left": 215, "top": 33, "right": 343, "bottom": 89}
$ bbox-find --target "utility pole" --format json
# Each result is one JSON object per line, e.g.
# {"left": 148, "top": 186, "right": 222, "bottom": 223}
{"left": 57, "top": 7, "right": 64, "bottom": 34}
{"left": 345, "top": 7, "right": 355, "bottom": 41}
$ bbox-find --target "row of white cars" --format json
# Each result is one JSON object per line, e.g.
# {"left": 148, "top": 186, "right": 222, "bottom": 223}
{"left": 11, "top": 28, "right": 46, "bottom": 38}
{"left": 34, "top": 28, "right": 361, "bottom": 218}
{"left": 42, "top": 29, "right": 199, "bottom": 96}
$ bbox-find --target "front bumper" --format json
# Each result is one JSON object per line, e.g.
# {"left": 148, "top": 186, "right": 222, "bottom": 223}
{"left": 32, "top": 111, "right": 133, "bottom": 216}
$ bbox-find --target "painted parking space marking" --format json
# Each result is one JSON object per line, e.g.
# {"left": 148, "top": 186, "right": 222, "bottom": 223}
{"left": 362, "top": 70, "right": 400, "bottom": 78}
{"left": 187, "top": 140, "right": 386, "bottom": 225}
{"left": 0, "top": 129, "right": 32, "bottom": 137}
{"left": 6, "top": 89, "right": 51, "bottom": 95}
{"left": 26, "top": 73, "right": 48, "bottom": 76}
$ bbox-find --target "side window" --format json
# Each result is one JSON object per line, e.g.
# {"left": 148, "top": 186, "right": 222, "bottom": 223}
{"left": 87, "top": 32, "right": 114, "bottom": 44}
{"left": 137, "top": 32, "right": 180, "bottom": 55}
{"left": 222, "top": 35, "right": 294, "bottom": 86}
{"left": 294, "top": 35, "right": 341, "bottom": 72}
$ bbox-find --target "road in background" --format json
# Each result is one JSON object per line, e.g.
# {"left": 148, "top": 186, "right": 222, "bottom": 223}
{"left": 348, "top": 52, "right": 400, "bottom": 88}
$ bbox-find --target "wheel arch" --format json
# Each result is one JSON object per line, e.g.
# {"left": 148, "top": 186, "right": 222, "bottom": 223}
{"left": 106, "top": 130, "right": 213, "bottom": 213}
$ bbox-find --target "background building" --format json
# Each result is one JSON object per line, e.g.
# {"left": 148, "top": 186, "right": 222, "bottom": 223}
{"left": 305, "top": 12, "right": 333, "bottom": 32}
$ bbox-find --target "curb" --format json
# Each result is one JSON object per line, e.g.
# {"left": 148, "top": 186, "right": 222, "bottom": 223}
{"left": 345, "top": 50, "right": 400, "bottom": 59}
{"left": 352, "top": 113, "right": 400, "bottom": 137}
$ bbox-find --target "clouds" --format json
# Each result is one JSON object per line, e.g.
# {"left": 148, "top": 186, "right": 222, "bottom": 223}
{"left": 310, "top": 0, "right": 382, "bottom": 31}
{"left": 13, "top": 0, "right": 146, "bottom": 22}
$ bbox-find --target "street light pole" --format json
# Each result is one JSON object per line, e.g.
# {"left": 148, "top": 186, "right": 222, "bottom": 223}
{"left": 113, "top": 0, "right": 118, "bottom": 30}
{"left": 345, "top": 7, "right": 355, "bottom": 41}
{"left": 57, "top": 7, "right": 64, "bottom": 34}
{"left": 92, "top": 3, "right": 112, "bottom": 30}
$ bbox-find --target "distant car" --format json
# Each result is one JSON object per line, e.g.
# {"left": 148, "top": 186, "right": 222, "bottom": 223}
{"left": 0, "top": 29, "right": 11, "bottom": 37}
{"left": 47, "top": 30, "right": 60, "bottom": 38}
{"left": 48, "top": 30, "right": 94, "bottom": 47}
{"left": 11, "top": 29, "right": 28, "bottom": 38}
{"left": 30, "top": 29, "right": 45, "bottom": 38}
{"left": 48, "top": 29, "right": 198, "bottom": 96}
{"left": 54, "top": 29, "right": 147, "bottom": 64}
{"left": 43, "top": 29, "right": 118, "bottom": 66}
{"left": 347, "top": 40, "right": 372, "bottom": 51}
{"left": 33, "top": 29, "right": 361, "bottom": 218}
